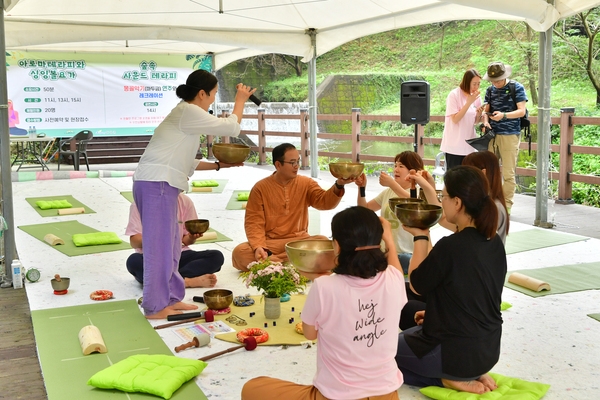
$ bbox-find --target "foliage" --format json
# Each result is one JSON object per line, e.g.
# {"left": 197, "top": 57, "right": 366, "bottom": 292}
{"left": 240, "top": 258, "right": 308, "bottom": 298}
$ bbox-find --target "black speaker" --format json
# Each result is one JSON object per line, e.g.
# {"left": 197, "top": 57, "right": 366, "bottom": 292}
{"left": 401, "top": 81, "right": 430, "bottom": 125}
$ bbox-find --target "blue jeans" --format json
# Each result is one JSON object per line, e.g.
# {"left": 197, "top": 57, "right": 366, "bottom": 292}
{"left": 399, "top": 252, "right": 412, "bottom": 275}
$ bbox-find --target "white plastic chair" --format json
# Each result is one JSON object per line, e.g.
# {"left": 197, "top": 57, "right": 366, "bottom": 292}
{"left": 431, "top": 152, "right": 446, "bottom": 183}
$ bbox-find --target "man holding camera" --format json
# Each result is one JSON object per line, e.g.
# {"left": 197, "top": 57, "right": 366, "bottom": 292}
{"left": 482, "top": 62, "right": 528, "bottom": 213}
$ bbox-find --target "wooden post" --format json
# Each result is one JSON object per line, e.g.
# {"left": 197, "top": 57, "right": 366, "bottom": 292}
{"left": 557, "top": 108, "right": 575, "bottom": 204}
{"left": 300, "top": 108, "right": 310, "bottom": 169}
{"left": 257, "top": 108, "right": 267, "bottom": 165}
{"left": 351, "top": 108, "right": 361, "bottom": 163}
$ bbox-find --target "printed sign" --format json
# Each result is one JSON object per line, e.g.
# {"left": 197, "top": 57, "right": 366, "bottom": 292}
{"left": 6, "top": 52, "right": 212, "bottom": 137}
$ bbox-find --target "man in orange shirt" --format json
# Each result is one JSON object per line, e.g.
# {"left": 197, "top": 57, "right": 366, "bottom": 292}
{"left": 232, "top": 143, "right": 353, "bottom": 271}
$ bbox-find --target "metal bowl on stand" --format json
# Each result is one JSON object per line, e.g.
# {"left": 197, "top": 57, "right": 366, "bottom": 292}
{"left": 202, "top": 289, "right": 233, "bottom": 310}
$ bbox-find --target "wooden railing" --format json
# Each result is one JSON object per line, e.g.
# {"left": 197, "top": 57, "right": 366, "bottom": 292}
{"left": 204, "top": 107, "right": 600, "bottom": 204}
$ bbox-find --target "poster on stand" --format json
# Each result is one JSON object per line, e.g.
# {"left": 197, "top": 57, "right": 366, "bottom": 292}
{"left": 6, "top": 52, "right": 212, "bottom": 138}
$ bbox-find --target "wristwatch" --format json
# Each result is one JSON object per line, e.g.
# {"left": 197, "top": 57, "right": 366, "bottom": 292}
{"left": 334, "top": 181, "right": 344, "bottom": 190}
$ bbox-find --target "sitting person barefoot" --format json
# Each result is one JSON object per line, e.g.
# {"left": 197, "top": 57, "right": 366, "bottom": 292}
{"left": 395, "top": 166, "right": 506, "bottom": 394}
{"left": 126, "top": 193, "right": 224, "bottom": 289}
{"left": 232, "top": 143, "right": 353, "bottom": 272}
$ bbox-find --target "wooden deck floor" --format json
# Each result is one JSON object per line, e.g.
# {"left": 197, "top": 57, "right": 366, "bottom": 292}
{"left": 0, "top": 287, "right": 47, "bottom": 399}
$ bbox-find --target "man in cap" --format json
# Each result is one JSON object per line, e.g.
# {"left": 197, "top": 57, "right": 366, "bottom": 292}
{"left": 482, "top": 61, "right": 528, "bottom": 213}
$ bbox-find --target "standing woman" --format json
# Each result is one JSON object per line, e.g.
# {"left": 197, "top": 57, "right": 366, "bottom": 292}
{"left": 133, "top": 69, "right": 254, "bottom": 319}
{"left": 440, "top": 69, "right": 484, "bottom": 170}
{"left": 395, "top": 166, "right": 506, "bottom": 395}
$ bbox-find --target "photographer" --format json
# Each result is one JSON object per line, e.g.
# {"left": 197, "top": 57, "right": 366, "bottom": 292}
{"left": 481, "top": 62, "right": 528, "bottom": 213}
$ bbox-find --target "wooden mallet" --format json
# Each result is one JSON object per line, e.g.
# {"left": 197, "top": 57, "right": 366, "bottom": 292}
{"left": 154, "top": 310, "right": 214, "bottom": 330}
{"left": 174, "top": 333, "right": 211, "bottom": 353}
{"left": 198, "top": 337, "right": 258, "bottom": 361}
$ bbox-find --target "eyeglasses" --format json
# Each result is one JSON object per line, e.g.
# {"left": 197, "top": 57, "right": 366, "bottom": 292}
{"left": 281, "top": 159, "right": 301, "bottom": 167}
{"left": 438, "top": 193, "right": 451, "bottom": 202}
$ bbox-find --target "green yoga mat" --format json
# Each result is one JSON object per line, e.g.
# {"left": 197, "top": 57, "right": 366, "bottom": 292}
{"left": 18, "top": 220, "right": 131, "bottom": 257}
{"left": 120, "top": 191, "right": 134, "bottom": 203}
{"left": 225, "top": 190, "right": 250, "bottom": 210}
{"left": 26, "top": 195, "right": 96, "bottom": 217}
{"left": 504, "top": 262, "right": 600, "bottom": 297}
{"left": 505, "top": 229, "right": 588, "bottom": 254}
{"left": 188, "top": 179, "right": 228, "bottom": 194}
{"left": 588, "top": 313, "right": 600, "bottom": 322}
{"left": 193, "top": 227, "right": 232, "bottom": 243}
{"left": 31, "top": 300, "right": 207, "bottom": 400}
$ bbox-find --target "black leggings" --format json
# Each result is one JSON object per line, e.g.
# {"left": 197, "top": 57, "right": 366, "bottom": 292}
{"left": 126, "top": 249, "right": 223, "bottom": 284}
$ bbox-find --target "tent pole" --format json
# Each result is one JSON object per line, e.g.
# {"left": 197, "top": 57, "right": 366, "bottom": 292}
{"left": 307, "top": 29, "right": 318, "bottom": 178}
{"left": 0, "top": 5, "right": 18, "bottom": 286}
{"left": 535, "top": 2, "right": 554, "bottom": 228}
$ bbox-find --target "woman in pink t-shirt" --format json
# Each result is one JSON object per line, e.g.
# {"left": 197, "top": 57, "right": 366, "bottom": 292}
{"left": 242, "top": 207, "right": 408, "bottom": 400}
{"left": 439, "top": 69, "right": 485, "bottom": 170}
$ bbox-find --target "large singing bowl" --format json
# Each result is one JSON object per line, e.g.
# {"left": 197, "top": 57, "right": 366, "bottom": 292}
{"left": 185, "top": 219, "right": 210, "bottom": 235}
{"left": 388, "top": 197, "right": 424, "bottom": 213}
{"left": 285, "top": 239, "right": 336, "bottom": 274}
{"left": 394, "top": 203, "right": 443, "bottom": 229}
{"left": 212, "top": 143, "right": 250, "bottom": 164}
{"left": 328, "top": 163, "right": 364, "bottom": 180}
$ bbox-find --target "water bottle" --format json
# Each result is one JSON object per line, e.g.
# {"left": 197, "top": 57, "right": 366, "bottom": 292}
{"left": 12, "top": 259, "right": 23, "bottom": 289}
{"left": 33, "top": 126, "right": 37, "bottom": 136}
{"left": 29, "top": 126, "right": 35, "bottom": 139}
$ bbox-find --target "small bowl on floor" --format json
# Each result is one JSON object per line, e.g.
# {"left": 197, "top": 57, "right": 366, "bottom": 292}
{"left": 51, "top": 277, "right": 70, "bottom": 291}
{"left": 203, "top": 289, "right": 233, "bottom": 310}
{"left": 185, "top": 219, "right": 210, "bottom": 235}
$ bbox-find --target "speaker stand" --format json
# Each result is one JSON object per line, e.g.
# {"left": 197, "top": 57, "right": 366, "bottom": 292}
{"left": 413, "top": 125, "right": 418, "bottom": 153}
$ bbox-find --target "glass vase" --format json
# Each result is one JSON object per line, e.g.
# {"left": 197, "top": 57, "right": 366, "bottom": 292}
{"left": 263, "top": 296, "right": 281, "bottom": 319}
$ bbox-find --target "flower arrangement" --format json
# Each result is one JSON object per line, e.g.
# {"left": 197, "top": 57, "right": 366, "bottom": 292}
{"left": 240, "top": 258, "right": 308, "bottom": 298}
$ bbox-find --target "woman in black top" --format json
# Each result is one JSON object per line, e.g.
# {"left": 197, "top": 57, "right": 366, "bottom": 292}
{"left": 395, "top": 165, "right": 507, "bottom": 395}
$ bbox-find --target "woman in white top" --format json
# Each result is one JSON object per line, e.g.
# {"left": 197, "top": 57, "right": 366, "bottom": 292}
{"left": 440, "top": 69, "right": 485, "bottom": 170}
{"left": 133, "top": 69, "right": 254, "bottom": 319}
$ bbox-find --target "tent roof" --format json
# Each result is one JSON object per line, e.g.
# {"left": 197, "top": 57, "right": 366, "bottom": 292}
{"left": 4, "top": 0, "right": 600, "bottom": 69}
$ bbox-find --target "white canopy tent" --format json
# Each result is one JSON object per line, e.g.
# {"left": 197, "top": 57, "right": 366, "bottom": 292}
{"left": 2, "top": 0, "right": 600, "bottom": 284}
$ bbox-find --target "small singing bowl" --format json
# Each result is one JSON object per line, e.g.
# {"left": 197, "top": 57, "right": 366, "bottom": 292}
{"left": 395, "top": 203, "right": 443, "bottom": 229}
{"left": 185, "top": 219, "right": 210, "bottom": 235}
{"left": 212, "top": 143, "right": 251, "bottom": 164}
{"left": 285, "top": 239, "right": 336, "bottom": 274}
{"left": 388, "top": 197, "right": 424, "bottom": 213}
{"left": 203, "top": 289, "right": 233, "bottom": 310}
{"left": 328, "top": 162, "right": 365, "bottom": 180}
{"left": 51, "top": 277, "right": 70, "bottom": 291}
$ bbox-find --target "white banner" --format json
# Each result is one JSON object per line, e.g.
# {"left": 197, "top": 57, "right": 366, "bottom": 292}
{"left": 7, "top": 52, "right": 212, "bottom": 138}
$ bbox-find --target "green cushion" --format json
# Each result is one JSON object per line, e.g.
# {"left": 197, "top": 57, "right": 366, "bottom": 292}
{"left": 237, "top": 192, "right": 250, "bottom": 201}
{"left": 419, "top": 373, "right": 550, "bottom": 400}
{"left": 87, "top": 354, "right": 207, "bottom": 399}
{"left": 192, "top": 180, "right": 219, "bottom": 187}
{"left": 35, "top": 200, "right": 72, "bottom": 210}
{"left": 72, "top": 232, "right": 122, "bottom": 247}
{"left": 500, "top": 302, "right": 512, "bottom": 311}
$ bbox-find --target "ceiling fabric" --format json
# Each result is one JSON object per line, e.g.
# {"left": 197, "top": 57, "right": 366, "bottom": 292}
{"left": 4, "top": 0, "right": 600, "bottom": 69}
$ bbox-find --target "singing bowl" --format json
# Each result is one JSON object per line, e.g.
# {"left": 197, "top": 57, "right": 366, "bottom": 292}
{"left": 51, "top": 277, "right": 70, "bottom": 291}
{"left": 394, "top": 203, "right": 443, "bottom": 229}
{"left": 212, "top": 143, "right": 251, "bottom": 164}
{"left": 328, "top": 163, "right": 364, "bottom": 180}
{"left": 185, "top": 219, "right": 210, "bottom": 235}
{"left": 388, "top": 197, "right": 424, "bottom": 213}
{"left": 285, "top": 239, "right": 336, "bottom": 274}
{"left": 203, "top": 289, "right": 233, "bottom": 310}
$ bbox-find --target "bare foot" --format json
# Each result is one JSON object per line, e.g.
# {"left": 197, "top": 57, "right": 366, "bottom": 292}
{"left": 442, "top": 378, "right": 488, "bottom": 394}
{"left": 184, "top": 274, "right": 217, "bottom": 288}
{"left": 145, "top": 306, "right": 182, "bottom": 320}
{"left": 171, "top": 301, "right": 199, "bottom": 310}
{"left": 477, "top": 374, "right": 497, "bottom": 391}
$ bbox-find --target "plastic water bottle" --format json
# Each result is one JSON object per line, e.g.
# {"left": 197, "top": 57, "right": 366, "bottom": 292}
{"left": 29, "top": 126, "right": 35, "bottom": 139}
{"left": 33, "top": 126, "right": 37, "bottom": 136}
{"left": 12, "top": 259, "right": 23, "bottom": 289}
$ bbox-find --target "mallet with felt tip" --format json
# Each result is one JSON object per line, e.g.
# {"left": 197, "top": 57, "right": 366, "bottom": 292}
{"left": 198, "top": 337, "right": 257, "bottom": 361}
{"left": 174, "top": 333, "right": 211, "bottom": 353}
{"left": 154, "top": 309, "right": 215, "bottom": 330}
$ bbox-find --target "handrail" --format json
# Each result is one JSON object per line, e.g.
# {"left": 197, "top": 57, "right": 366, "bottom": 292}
{"left": 204, "top": 107, "right": 600, "bottom": 204}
